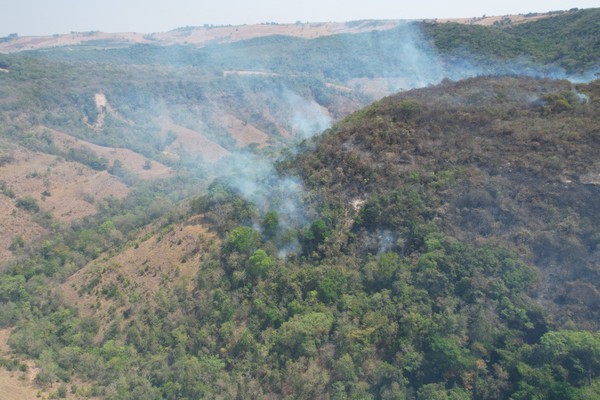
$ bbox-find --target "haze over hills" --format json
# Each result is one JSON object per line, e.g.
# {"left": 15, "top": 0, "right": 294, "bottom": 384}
{"left": 0, "top": 11, "right": 561, "bottom": 53}
{"left": 0, "top": 7, "right": 599, "bottom": 400}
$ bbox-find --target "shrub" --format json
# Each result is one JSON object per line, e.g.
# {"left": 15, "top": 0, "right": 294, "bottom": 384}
{"left": 15, "top": 195, "right": 39, "bottom": 212}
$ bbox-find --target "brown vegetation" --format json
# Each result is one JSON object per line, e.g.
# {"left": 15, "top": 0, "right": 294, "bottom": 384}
{"left": 159, "top": 120, "right": 230, "bottom": 162}
{"left": 43, "top": 127, "right": 172, "bottom": 180}
{"left": 61, "top": 217, "right": 217, "bottom": 334}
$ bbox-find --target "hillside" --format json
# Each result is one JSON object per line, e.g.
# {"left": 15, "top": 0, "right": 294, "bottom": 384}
{"left": 0, "top": 13, "right": 560, "bottom": 54}
{"left": 0, "top": 76, "right": 598, "bottom": 400}
{"left": 291, "top": 76, "right": 600, "bottom": 327}
{"left": 0, "top": 7, "right": 599, "bottom": 400}
{"left": 421, "top": 8, "right": 600, "bottom": 73}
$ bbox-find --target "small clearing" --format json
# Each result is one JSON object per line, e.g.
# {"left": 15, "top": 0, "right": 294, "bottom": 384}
{"left": 94, "top": 93, "right": 107, "bottom": 108}
{"left": 89, "top": 92, "right": 129, "bottom": 129}
{"left": 160, "top": 120, "right": 230, "bottom": 162}
{"left": 213, "top": 112, "right": 270, "bottom": 148}
{"left": 42, "top": 126, "right": 172, "bottom": 179}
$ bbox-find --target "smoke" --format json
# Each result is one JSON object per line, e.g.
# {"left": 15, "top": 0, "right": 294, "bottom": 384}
{"left": 211, "top": 151, "right": 307, "bottom": 226}
{"left": 133, "top": 21, "right": 599, "bottom": 259}
{"left": 377, "top": 230, "right": 397, "bottom": 255}
{"left": 387, "top": 23, "right": 445, "bottom": 89}
{"left": 194, "top": 21, "right": 599, "bottom": 259}
{"left": 285, "top": 90, "right": 333, "bottom": 139}
{"left": 343, "top": 22, "right": 599, "bottom": 94}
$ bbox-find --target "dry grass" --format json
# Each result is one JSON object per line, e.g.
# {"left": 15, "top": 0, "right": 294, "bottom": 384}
{"left": 0, "top": 369, "right": 40, "bottom": 400}
{"left": 62, "top": 217, "right": 217, "bottom": 332}
{"left": 160, "top": 120, "right": 230, "bottom": 162}
{"left": 0, "top": 116, "right": 173, "bottom": 266}
{"left": 433, "top": 13, "right": 557, "bottom": 26}
{"left": 0, "top": 14, "right": 561, "bottom": 54}
{"left": 0, "top": 146, "right": 129, "bottom": 223}
{"left": 0, "top": 329, "right": 40, "bottom": 400}
{"left": 43, "top": 126, "right": 172, "bottom": 180}
{"left": 0, "top": 146, "right": 131, "bottom": 263}
{"left": 0, "top": 195, "right": 47, "bottom": 263}
{"left": 0, "top": 21, "right": 404, "bottom": 52}
{"left": 212, "top": 112, "right": 270, "bottom": 148}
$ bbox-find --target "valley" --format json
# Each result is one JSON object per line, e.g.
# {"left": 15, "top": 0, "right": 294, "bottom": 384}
{"left": 0, "top": 7, "right": 599, "bottom": 400}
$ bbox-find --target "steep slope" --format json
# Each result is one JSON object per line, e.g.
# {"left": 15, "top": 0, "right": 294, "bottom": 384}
{"left": 61, "top": 216, "right": 217, "bottom": 334}
{"left": 421, "top": 7, "right": 600, "bottom": 73}
{"left": 292, "top": 76, "right": 600, "bottom": 326}
{"left": 1, "top": 76, "right": 600, "bottom": 400}
{"left": 0, "top": 8, "right": 599, "bottom": 400}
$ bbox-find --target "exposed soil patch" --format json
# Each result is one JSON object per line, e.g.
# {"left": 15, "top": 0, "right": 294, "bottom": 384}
{"left": 160, "top": 120, "right": 230, "bottom": 162}
{"left": 0, "top": 146, "right": 129, "bottom": 223}
{"left": 43, "top": 126, "right": 172, "bottom": 180}
{"left": 94, "top": 93, "right": 107, "bottom": 108}
{"left": 0, "top": 328, "right": 40, "bottom": 400}
{"left": 212, "top": 112, "right": 270, "bottom": 148}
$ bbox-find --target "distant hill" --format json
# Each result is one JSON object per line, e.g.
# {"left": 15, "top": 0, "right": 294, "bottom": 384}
{"left": 421, "top": 7, "right": 600, "bottom": 73}
{"left": 0, "top": 13, "right": 562, "bottom": 54}
{"left": 0, "top": 20, "right": 405, "bottom": 53}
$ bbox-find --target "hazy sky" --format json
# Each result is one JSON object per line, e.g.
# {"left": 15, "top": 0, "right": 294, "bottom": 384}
{"left": 1, "top": 0, "right": 598, "bottom": 37}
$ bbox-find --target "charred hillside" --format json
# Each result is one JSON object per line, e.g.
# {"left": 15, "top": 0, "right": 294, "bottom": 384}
{"left": 291, "top": 76, "right": 600, "bottom": 326}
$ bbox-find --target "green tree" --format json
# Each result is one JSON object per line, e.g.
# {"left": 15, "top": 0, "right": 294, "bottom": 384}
{"left": 247, "top": 249, "right": 273, "bottom": 280}
{"left": 225, "top": 226, "right": 261, "bottom": 255}
{"left": 539, "top": 330, "right": 600, "bottom": 386}
{"left": 275, "top": 312, "right": 334, "bottom": 358}
{"left": 262, "top": 210, "right": 279, "bottom": 239}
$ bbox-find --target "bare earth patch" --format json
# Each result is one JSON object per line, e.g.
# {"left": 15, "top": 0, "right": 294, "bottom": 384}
{"left": 160, "top": 120, "right": 230, "bottom": 162}
{"left": 42, "top": 126, "right": 172, "bottom": 180}
{"left": 0, "top": 329, "right": 40, "bottom": 400}
{"left": 212, "top": 112, "right": 270, "bottom": 148}
{"left": 0, "top": 146, "right": 129, "bottom": 223}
